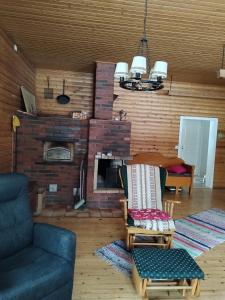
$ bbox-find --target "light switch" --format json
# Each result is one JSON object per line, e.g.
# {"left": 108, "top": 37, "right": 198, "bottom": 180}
{"left": 49, "top": 184, "right": 58, "bottom": 192}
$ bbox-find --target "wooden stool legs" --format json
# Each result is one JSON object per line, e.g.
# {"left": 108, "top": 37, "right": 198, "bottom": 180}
{"left": 195, "top": 280, "right": 201, "bottom": 296}
{"left": 132, "top": 265, "right": 143, "bottom": 296}
{"left": 191, "top": 279, "right": 198, "bottom": 296}
{"left": 132, "top": 265, "right": 201, "bottom": 299}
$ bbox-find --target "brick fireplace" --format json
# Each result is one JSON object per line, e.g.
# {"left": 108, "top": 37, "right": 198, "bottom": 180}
{"left": 16, "top": 114, "right": 89, "bottom": 208}
{"left": 16, "top": 62, "right": 131, "bottom": 210}
{"left": 86, "top": 62, "right": 131, "bottom": 209}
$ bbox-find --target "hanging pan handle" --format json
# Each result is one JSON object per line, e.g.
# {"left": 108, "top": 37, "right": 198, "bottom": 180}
{"left": 47, "top": 76, "right": 50, "bottom": 89}
{"left": 63, "top": 79, "right": 65, "bottom": 95}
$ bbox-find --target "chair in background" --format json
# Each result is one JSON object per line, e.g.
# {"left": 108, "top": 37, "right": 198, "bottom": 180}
{"left": 0, "top": 173, "right": 76, "bottom": 300}
{"left": 131, "top": 152, "right": 195, "bottom": 196}
{"left": 166, "top": 163, "right": 195, "bottom": 195}
{"left": 119, "top": 164, "right": 180, "bottom": 249}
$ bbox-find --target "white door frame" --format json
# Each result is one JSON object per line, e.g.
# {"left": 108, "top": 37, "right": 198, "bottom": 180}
{"left": 178, "top": 116, "right": 218, "bottom": 188}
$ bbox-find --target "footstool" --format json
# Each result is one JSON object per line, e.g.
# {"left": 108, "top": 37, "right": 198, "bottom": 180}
{"left": 132, "top": 248, "right": 204, "bottom": 299}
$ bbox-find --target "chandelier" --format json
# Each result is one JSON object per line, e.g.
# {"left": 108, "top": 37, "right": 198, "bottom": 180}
{"left": 114, "top": 0, "right": 168, "bottom": 91}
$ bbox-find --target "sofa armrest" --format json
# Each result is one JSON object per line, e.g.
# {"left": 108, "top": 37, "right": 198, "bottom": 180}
{"left": 33, "top": 223, "right": 76, "bottom": 265}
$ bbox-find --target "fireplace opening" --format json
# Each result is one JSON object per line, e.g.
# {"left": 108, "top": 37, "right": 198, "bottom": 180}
{"left": 94, "top": 158, "right": 123, "bottom": 191}
{"left": 43, "top": 141, "right": 74, "bottom": 162}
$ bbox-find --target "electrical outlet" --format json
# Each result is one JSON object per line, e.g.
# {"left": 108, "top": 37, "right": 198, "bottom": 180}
{"left": 217, "top": 69, "right": 225, "bottom": 78}
{"left": 49, "top": 184, "right": 58, "bottom": 192}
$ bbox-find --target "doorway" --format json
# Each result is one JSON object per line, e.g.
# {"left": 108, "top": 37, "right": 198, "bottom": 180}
{"left": 178, "top": 116, "right": 218, "bottom": 188}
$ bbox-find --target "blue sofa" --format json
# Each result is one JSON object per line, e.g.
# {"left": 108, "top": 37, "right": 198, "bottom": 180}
{"left": 0, "top": 173, "right": 76, "bottom": 300}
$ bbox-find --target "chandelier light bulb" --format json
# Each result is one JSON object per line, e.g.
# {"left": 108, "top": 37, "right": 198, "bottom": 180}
{"left": 130, "top": 56, "right": 147, "bottom": 75}
{"left": 114, "top": 62, "right": 129, "bottom": 79}
{"left": 151, "top": 61, "right": 168, "bottom": 80}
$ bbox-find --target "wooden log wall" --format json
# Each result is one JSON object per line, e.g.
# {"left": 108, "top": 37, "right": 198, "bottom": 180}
{"left": 35, "top": 69, "right": 93, "bottom": 117}
{"left": 0, "top": 29, "right": 35, "bottom": 173}
{"left": 35, "top": 68, "right": 225, "bottom": 187}
{"left": 113, "top": 81, "right": 225, "bottom": 188}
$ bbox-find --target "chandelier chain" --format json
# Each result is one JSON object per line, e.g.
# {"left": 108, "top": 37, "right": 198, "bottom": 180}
{"left": 143, "top": 0, "right": 148, "bottom": 40}
{"left": 221, "top": 44, "right": 225, "bottom": 69}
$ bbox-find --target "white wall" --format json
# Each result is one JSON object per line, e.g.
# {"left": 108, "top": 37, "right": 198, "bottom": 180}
{"left": 198, "top": 121, "right": 210, "bottom": 177}
{"left": 179, "top": 119, "right": 210, "bottom": 177}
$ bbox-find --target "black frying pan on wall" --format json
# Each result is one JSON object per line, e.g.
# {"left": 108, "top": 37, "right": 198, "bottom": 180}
{"left": 57, "top": 79, "right": 70, "bottom": 104}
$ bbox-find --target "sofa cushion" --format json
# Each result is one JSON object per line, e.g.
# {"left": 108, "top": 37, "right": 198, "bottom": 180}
{"left": 0, "top": 174, "right": 33, "bottom": 259}
{"left": 0, "top": 246, "right": 73, "bottom": 300}
{"left": 128, "top": 209, "right": 171, "bottom": 220}
{"left": 166, "top": 165, "right": 187, "bottom": 174}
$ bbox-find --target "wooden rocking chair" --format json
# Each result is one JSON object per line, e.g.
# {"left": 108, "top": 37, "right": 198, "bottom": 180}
{"left": 119, "top": 164, "right": 180, "bottom": 250}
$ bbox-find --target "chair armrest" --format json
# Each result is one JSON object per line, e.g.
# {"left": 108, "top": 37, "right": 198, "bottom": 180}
{"left": 165, "top": 199, "right": 181, "bottom": 204}
{"left": 33, "top": 223, "right": 76, "bottom": 265}
{"left": 119, "top": 197, "right": 128, "bottom": 222}
{"left": 164, "top": 199, "right": 181, "bottom": 217}
{"left": 120, "top": 197, "right": 128, "bottom": 203}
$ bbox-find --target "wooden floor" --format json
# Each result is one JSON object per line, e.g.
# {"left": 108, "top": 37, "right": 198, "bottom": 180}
{"left": 35, "top": 188, "right": 225, "bottom": 300}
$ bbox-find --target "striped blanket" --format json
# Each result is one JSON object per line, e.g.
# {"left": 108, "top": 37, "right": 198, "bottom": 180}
{"left": 126, "top": 164, "right": 175, "bottom": 231}
{"left": 127, "top": 164, "right": 162, "bottom": 210}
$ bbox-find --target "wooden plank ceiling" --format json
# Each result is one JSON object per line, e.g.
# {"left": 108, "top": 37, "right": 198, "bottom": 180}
{"left": 1, "top": 0, "right": 225, "bottom": 84}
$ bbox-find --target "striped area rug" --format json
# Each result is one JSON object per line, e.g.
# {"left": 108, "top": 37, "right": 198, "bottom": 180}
{"left": 96, "top": 240, "right": 132, "bottom": 276}
{"left": 96, "top": 209, "right": 225, "bottom": 277}
{"left": 173, "top": 208, "right": 225, "bottom": 258}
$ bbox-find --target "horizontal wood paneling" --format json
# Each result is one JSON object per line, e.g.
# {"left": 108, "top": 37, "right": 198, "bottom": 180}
{"left": 1, "top": 0, "right": 225, "bottom": 84}
{"left": 113, "top": 81, "right": 225, "bottom": 187}
{"left": 0, "top": 28, "right": 35, "bottom": 173}
{"left": 35, "top": 69, "right": 93, "bottom": 116}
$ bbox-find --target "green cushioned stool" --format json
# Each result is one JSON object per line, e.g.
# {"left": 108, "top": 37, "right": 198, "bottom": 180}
{"left": 132, "top": 248, "right": 204, "bottom": 299}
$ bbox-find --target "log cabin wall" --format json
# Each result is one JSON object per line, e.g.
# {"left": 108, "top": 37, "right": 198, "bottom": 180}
{"left": 35, "top": 69, "right": 94, "bottom": 116}
{"left": 113, "top": 82, "right": 225, "bottom": 188}
{"left": 1, "top": 14, "right": 224, "bottom": 194}
{"left": 0, "top": 29, "right": 35, "bottom": 172}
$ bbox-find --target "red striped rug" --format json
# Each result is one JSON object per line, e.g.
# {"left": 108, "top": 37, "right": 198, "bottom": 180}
{"left": 96, "top": 209, "right": 225, "bottom": 277}
{"left": 173, "top": 208, "right": 225, "bottom": 258}
{"left": 96, "top": 240, "right": 132, "bottom": 276}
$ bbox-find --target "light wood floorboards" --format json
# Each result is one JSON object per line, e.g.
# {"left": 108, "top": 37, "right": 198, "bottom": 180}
{"left": 35, "top": 188, "right": 225, "bottom": 300}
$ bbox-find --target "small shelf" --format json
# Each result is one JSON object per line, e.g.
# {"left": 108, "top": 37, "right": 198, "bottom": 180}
{"left": 35, "top": 161, "right": 77, "bottom": 165}
{"left": 36, "top": 137, "right": 78, "bottom": 142}
{"left": 95, "top": 155, "right": 132, "bottom": 160}
{"left": 93, "top": 188, "right": 124, "bottom": 194}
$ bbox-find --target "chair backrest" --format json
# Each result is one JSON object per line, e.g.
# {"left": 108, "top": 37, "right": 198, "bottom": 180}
{"left": 120, "top": 164, "right": 167, "bottom": 210}
{"left": 129, "top": 152, "right": 184, "bottom": 167}
{"left": 0, "top": 173, "right": 33, "bottom": 259}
